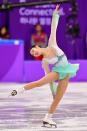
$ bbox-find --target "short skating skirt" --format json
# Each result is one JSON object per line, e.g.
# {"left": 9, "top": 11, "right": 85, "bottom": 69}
{"left": 52, "top": 55, "right": 79, "bottom": 80}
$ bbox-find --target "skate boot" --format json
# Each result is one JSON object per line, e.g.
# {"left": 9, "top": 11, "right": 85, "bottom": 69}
{"left": 11, "top": 87, "right": 25, "bottom": 96}
{"left": 11, "top": 90, "right": 17, "bottom": 96}
{"left": 42, "top": 117, "right": 57, "bottom": 128}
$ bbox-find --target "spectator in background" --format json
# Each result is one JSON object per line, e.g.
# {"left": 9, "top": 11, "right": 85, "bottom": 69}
{"left": 31, "top": 24, "right": 48, "bottom": 60}
{"left": 0, "top": 26, "right": 10, "bottom": 39}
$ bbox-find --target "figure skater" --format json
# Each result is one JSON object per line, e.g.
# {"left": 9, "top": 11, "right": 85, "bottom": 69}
{"left": 11, "top": 5, "right": 79, "bottom": 128}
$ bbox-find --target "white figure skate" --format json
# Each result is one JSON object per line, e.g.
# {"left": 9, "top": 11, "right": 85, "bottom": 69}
{"left": 42, "top": 117, "right": 57, "bottom": 128}
{"left": 11, "top": 90, "right": 17, "bottom": 96}
{"left": 11, "top": 87, "right": 25, "bottom": 96}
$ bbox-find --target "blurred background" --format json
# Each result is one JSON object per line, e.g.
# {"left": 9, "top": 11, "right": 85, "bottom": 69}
{"left": 0, "top": 0, "right": 87, "bottom": 82}
{"left": 0, "top": 1, "right": 87, "bottom": 130}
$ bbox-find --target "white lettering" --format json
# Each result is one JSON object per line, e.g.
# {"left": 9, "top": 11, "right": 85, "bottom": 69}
{"left": 19, "top": 8, "right": 53, "bottom": 16}
{"left": 20, "top": 17, "right": 38, "bottom": 25}
{"left": 20, "top": 17, "right": 51, "bottom": 26}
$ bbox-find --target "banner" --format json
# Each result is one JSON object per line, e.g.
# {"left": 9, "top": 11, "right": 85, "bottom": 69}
{"left": 9, "top": 0, "right": 87, "bottom": 59}
{"left": 9, "top": 3, "right": 57, "bottom": 59}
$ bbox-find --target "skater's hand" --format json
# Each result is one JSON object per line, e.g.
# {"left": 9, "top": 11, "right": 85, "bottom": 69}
{"left": 54, "top": 4, "right": 60, "bottom": 14}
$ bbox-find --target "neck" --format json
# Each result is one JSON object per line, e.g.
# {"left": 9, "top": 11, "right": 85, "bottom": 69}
{"left": 37, "top": 31, "right": 41, "bottom": 35}
{"left": 41, "top": 48, "right": 47, "bottom": 57}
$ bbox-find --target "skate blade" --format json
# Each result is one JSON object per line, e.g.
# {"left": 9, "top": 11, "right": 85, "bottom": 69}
{"left": 8, "top": 94, "right": 12, "bottom": 98}
{"left": 8, "top": 90, "right": 17, "bottom": 98}
{"left": 8, "top": 94, "right": 16, "bottom": 98}
{"left": 42, "top": 123, "right": 57, "bottom": 128}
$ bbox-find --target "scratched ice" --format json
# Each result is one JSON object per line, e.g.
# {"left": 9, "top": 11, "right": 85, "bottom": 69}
{"left": 0, "top": 82, "right": 87, "bottom": 131}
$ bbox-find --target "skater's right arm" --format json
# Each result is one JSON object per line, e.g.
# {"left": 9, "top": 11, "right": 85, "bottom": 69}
{"left": 42, "top": 59, "right": 56, "bottom": 99}
{"left": 42, "top": 59, "right": 50, "bottom": 74}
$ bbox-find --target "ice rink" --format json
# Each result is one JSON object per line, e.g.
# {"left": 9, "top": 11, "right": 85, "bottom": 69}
{"left": 0, "top": 82, "right": 87, "bottom": 131}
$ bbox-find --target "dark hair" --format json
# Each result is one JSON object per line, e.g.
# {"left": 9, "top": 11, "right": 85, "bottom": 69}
{"left": 34, "top": 23, "right": 41, "bottom": 29}
{"left": 34, "top": 23, "right": 43, "bottom": 34}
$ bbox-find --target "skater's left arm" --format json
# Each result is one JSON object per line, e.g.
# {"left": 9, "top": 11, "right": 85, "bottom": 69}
{"left": 48, "top": 5, "right": 60, "bottom": 47}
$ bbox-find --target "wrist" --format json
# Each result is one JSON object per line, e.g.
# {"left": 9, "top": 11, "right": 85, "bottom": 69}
{"left": 53, "top": 12, "right": 58, "bottom": 16}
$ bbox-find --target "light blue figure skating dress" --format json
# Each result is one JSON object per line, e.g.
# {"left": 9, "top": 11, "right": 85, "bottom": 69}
{"left": 44, "top": 11, "right": 79, "bottom": 80}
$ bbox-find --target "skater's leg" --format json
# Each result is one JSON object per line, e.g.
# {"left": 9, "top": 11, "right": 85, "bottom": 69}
{"left": 43, "top": 75, "right": 69, "bottom": 127}
{"left": 48, "top": 75, "right": 69, "bottom": 113}
{"left": 24, "top": 72, "right": 59, "bottom": 90}
{"left": 11, "top": 72, "right": 58, "bottom": 96}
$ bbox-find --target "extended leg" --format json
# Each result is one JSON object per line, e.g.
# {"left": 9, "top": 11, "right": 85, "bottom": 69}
{"left": 11, "top": 72, "right": 58, "bottom": 96}
{"left": 24, "top": 72, "right": 58, "bottom": 90}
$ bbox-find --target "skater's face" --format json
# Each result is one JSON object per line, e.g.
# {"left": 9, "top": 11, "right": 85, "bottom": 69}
{"left": 30, "top": 46, "right": 42, "bottom": 57}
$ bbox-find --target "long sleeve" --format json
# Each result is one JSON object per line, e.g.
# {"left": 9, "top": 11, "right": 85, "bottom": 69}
{"left": 51, "top": 12, "right": 60, "bottom": 36}
{"left": 42, "top": 59, "right": 57, "bottom": 98}
{"left": 42, "top": 59, "right": 50, "bottom": 74}
{"left": 48, "top": 12, "right": 60, "bottom": 46}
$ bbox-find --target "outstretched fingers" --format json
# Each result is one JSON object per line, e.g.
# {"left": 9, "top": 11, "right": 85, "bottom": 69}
{"left": 56, "top": 4, "right": 60, "bottom": 11}
{"left": 54, "top": 4, "right": 60, "bottom": 13}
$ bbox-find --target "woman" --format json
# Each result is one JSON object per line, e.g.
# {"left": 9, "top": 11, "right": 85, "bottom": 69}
{"left": 0, "top": 26, "right": 10, "bottom": 39}
{"left": 11, "top": 5, "right": 79, "bottom": 128}
{"left": 31, "top": 23, "right": 48, "bottom": 60}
